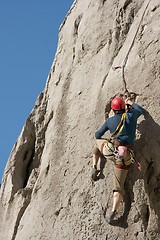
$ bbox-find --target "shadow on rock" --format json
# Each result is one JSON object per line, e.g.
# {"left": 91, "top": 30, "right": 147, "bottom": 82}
{"left": 122, "top": 110, "right": 160, "bottom": 231}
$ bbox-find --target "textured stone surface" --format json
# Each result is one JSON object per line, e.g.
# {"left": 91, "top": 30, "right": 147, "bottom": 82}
{"left": 0, "top": 0, "right": 160, "bottom": 239}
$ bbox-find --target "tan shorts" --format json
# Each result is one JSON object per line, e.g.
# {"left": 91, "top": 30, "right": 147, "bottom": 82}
{"left": 113, "top": 166, "right": 129, "bottom": 196}
{"left": 93, "top": 139, "right": 132, "bottom": 196}
{"left": 92, "top": 139, "right": 115, "bottom": 162}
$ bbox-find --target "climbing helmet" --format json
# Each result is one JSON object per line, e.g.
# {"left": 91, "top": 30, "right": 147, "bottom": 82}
{"left": 111, "top": 97, "right": 125, "bottom": 110}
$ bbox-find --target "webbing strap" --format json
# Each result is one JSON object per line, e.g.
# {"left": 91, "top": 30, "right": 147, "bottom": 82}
{"left": 115, "top": 164, "right": 130, "bottom": 170}
{"left": 111, "top": 113, "right": 126, "bottom": 139}
{"left": 100, "top": 141, "right": 114, "bottom": 155}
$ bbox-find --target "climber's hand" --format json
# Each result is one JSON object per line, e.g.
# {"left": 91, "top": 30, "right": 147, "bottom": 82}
{"left": 125, "top": 97, "right": 133, "bottom": 105}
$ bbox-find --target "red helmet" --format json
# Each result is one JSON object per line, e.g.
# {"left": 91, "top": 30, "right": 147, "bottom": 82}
{"left": 111, "top": 97, "right": 125, "bottom": 110}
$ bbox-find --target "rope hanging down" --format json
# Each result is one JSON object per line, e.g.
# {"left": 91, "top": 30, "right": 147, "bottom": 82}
{"left": 113, "top": 0, "right": 152, "bottom": 94}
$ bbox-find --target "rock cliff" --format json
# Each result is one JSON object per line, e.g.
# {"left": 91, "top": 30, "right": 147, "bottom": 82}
{"left": 0, "top": 0, "right": 160, "bottom": 239}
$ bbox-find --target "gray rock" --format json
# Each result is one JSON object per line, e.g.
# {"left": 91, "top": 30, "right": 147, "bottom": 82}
{"left": 0, "top": 0, "right": 160, "bottom": 239}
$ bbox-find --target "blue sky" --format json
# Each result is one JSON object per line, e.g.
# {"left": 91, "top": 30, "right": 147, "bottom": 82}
{"left": 0, "top": 0, "right": 74, "bottom": 181}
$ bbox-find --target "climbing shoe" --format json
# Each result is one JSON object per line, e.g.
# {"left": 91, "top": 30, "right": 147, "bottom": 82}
{"left": 91, "top": 166, "right": 99, "bottom": 181}
{"left": 106, "top": 210, "right": 117, "bottom": 224}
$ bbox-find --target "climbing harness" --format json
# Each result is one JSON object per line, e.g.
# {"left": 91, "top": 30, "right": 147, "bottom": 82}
{"left": 100, "top": 140, "right": 115, "bottom": 158}
{"left": 113, "top": 0, "right": 152, "bottom": 94}
{"left": 101, "top": 111, "right": 136, "bottom": 169}
{"left": 100, "top": 139, "right": 134, "bottom": 170}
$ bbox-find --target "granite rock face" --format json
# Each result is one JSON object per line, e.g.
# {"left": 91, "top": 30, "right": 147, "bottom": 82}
{"left": 0, "top": 0, "right": 160, "bottom": 239}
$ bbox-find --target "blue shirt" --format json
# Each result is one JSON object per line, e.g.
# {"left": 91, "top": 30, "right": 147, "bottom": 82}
{"left": 95, "top": 103, "right": 144, "bottom": 145}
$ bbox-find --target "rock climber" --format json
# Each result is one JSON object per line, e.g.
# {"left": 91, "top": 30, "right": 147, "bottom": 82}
{"left": 91, "top": 96, "right": 144, "bottom": 224}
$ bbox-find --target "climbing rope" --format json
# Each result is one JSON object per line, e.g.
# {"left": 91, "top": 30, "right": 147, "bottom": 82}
{"left": 113, "top": 0, "right": 152, "bottom": 95}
